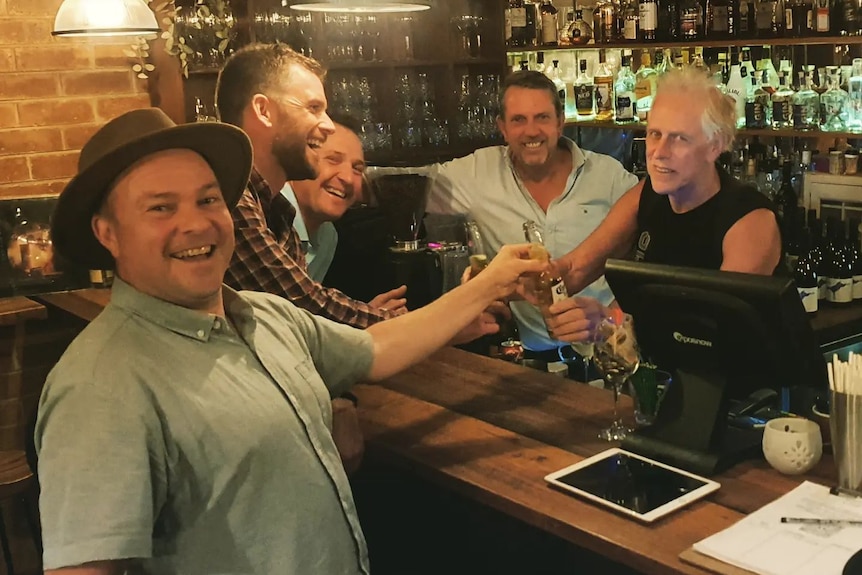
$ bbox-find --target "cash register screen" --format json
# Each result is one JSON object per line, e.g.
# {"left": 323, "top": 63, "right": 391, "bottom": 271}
{"left": 545, "top": 448, "right": 719, "bottom": 522}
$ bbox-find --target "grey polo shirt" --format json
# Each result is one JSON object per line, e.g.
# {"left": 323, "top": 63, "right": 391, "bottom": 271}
{"left": 36, "top": 278, "right": 374, "bottom": 574}
{"left": 426, "top": 138, "right": 638, "bottom": 351}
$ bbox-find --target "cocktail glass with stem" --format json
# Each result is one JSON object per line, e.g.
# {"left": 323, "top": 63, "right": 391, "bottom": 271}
{"left": 593, "top": 313, "right": 640, "bottom": 441}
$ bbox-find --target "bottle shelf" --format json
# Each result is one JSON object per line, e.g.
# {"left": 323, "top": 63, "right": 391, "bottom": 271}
{"left": 189, "top": 58, "right": 504, "bottom": 75}
{"left": 508, "top": 35, "right": 862, "bottom": 53}
{"left": 565, "top": 119, "right": 862, "bottom": 140}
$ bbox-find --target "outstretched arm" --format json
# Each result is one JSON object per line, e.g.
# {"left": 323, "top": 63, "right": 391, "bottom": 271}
{"left": 365, "top": 244, "right": 545, "bottom": 381}
{"left": 555, "top": 180, "right": 644, "bottom": 294}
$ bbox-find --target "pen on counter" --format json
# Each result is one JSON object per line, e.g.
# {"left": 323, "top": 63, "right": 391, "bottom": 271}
{"left": 781, "top": 517, "right": 862, "bottom": 526}
{"left": 830, "top": 485, "right": 862, "bottom": 499}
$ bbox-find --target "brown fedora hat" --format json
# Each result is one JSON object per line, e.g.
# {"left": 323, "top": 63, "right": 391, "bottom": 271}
{"left": 51, "top": 107, "right": 252, "bottom": 270}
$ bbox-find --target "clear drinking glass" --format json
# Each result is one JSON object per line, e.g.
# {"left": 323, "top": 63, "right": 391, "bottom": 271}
{"left": 593, "top": 313, "right": 640, "bottom": 441}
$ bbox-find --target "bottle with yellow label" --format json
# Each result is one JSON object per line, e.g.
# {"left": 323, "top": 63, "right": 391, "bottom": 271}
{"left": 523, "top": 220, "right": 568, "bottom": 310}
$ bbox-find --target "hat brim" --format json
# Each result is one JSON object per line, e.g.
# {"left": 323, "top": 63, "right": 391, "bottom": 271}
{"left": 52, "top": 122, "right": 253, "bottom": 270}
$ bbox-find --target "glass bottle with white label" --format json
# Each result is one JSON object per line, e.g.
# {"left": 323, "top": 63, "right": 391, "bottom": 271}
{"left": 615, "top": 54, "right": 637, "bottom": 123}
{"left": 574, "top": 58, "right": 596, "bottom": 120}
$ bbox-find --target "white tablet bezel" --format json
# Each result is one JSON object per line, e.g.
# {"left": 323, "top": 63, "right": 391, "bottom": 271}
{"left": 544, "top": 448, "right": 721, "bottom": 523}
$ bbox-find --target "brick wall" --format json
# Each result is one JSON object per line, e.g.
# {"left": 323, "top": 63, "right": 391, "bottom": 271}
{"left": 0, "top": 0, "right": 152, "bottom": 200}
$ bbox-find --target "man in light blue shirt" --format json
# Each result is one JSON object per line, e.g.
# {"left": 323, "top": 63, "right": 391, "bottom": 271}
{"left": 423, "top": 71, "right": 638, "bottom": 362}
{"left": 281, "top": 182, "right": 339, "bottom": 282}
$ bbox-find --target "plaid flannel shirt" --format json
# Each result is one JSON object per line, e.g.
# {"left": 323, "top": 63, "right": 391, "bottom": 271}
{"left": 226, "top": 169, "right": 395, "bottom": 329}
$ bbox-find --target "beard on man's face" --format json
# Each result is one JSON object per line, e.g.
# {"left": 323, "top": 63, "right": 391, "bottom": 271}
{"left": 273, "top": 133, "right": 318, "bottom": 182}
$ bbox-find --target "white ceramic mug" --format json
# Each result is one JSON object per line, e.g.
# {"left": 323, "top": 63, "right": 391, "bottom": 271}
{"left": 762, "top": 417, "right": 823, "bottom": 475}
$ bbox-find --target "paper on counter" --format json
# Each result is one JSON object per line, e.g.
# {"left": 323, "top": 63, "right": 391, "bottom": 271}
{"left": 693, "top": 481, "right": 862, "bottom": 575}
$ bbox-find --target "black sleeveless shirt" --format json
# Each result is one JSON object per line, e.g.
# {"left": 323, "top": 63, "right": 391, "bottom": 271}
{"left": 633, "top": 167, "right": 778, "bottom": 271}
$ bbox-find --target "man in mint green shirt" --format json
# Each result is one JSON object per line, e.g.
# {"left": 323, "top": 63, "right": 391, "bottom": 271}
{"left": 38, "top": 106, "right": 541, "bottom": 575}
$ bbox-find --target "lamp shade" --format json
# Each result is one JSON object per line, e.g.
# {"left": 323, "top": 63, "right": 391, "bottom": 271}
{"left": 289, "top": 1, "right": 430, "bottom": 13}
{"left": 53, "top": 0, "right": 160, "bottom": 37}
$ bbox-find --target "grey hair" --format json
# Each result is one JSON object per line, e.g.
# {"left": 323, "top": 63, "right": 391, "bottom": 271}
{"left": 654, "top": 66, "right": 737, "bottom": 152}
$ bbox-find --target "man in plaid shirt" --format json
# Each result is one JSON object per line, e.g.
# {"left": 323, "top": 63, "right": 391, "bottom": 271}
{"left": 216, "top": 44, "right": 408, "bottom": 329}
{"left": 215, "top": 44, "right": 506, "bottom": 473}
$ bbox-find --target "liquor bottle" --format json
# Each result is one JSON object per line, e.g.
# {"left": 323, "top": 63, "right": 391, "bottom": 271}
{"left": 465, "top": 220, "right": 489, "bottom": 275}
{"left": 771, "top": 72, "right": 794, "bottom": 128}
{"left": 821, "top": 70, "right": 850, "bottom": 131}
{"left": 574, "top": 59, "right": 596, "bottom": 120}
{"left": 792, "top": 69, "right": 820, "bottom": 130}
{"left": 657, "top": 0, "right": 681, "bottom": 40}
{"left": 726, "top": 52, "right": 748, "bottom": 128}
{"left": 706, "top": 0, "right": 735, "bottom": 37}
{"left": 786, "top": 0, "right": 813, "bottom": 35}
{"left": 615, "top": 54, "right": 638, "bottom": 123}
{"left": 535, "top": 50, "right": 546, "bottom": 74}
{"left": 847, "top": 218, "right": 862, "bottom": 300}
{"left": 795, "top": 231, "right": 819, "bottom": 315}
{"left": 525, "top": 0, "right": 541, "bottom": 45}
{"left": 506, "top": 0, "right": 527, "bottom": 46}
{"left": 843, "top": 0, "right": 859, "bottom": 34}
{"left": 738, "top": 0, "right": 754, "bottom": 36}
{"left": 639, "top": 0, "right": 658, "bottom": 39}
{"left": 741, "top": 47, "right": 756, "bottom": 79}
{"left": 847, "top": 58, "right": 862, "bottom": 131}
{"left": 548, "top": 60, "right": 568, "bottom": 108}
{"left": 826, "top": 219, "right": 853, "bottom": 305}
{"left": 755, "top": 0, "right": 783, "bottom": 37}
{"left": 540, "top": 0, "right": 559, "bottom": 45}
{"left": 594, "top": 50, "right": 615, "bottom": 121}
{"left": 523, "top": 220, "right": 569, "bottom": 311}
{"left": 759, "top": 46, "right": 780, "bottom": 89}
{"left": 679, "top": 0, "right": 704, "bottom": 39}
{"left": 814, "top": 0, "right": 831, "bottom": 32}
{"left": 776, "top": 161, "right": 798, "bottom": 232}
{"left": 624, "top": 0, "right": 640, "bottom": 40}
{"left": 566, "top": 8, "right": 594, "bottom": 44}
{"left": 634, "top": 52, "right": 657, "bottom": 115}
{"left": 745, "top": 72, "right": 773, "bottom": 128}
{"left": 593, "top": 0, "right": 619, "bottom": 42}
{"left": 653, "top": 48, "right": 668, "bottom": 75}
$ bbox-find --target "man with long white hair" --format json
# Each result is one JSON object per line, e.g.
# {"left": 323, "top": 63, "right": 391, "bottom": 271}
{"left": 546, "top": 66, "right": 781, "bottom": 342}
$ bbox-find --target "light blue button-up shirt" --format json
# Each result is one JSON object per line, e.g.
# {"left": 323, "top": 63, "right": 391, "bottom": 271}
{"left": 427, "top": 138, "right": 638, "bottom": 351}
{"left": 281, "top": 183, "right": 339, "bottom": 282}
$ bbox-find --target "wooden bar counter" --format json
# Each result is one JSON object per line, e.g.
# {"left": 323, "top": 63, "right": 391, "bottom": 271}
{"left": 37, "top": 288, "right": 843, "bottom": 575}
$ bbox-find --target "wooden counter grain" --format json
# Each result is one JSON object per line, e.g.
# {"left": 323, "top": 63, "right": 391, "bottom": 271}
{"left": 354, "top": 347, "right": 836, "bottom": 575}
{"left": 36, "top": 288, "right": 838, "bottom": 575}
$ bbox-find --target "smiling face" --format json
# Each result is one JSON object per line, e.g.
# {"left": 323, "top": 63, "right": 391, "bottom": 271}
{"left": 645, "top": 91, "right": 722, "bottom": 201}
{"left": 290, "top": 122, "right": 365, "bottom": 231}
{"left": 92, "top": 149, "right": 234, "bottom": 315}
{"left": 270, "top": 63, "right": 336, "bottom": 182}
{"left": 497, "top": 86, "right": 565, "bottom": 171}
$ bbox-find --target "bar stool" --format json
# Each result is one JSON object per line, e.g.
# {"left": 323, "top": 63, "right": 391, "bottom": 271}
{"left": 0, "top": 297, "right": 48, "bottom": 574}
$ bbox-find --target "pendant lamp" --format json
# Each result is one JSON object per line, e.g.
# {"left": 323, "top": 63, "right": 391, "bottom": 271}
{"left": 53, "top": 0, "right": 160, "bottom": 37}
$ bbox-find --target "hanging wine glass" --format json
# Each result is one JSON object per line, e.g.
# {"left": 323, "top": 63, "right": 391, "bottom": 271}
{"left": 593, "top": 312, "right": 640, "bottom": 442}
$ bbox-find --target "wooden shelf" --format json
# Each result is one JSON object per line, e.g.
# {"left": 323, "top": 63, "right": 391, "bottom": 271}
{"left": 190, "top": 58, "right": 504, "bottom": 75}
{"left": 564, "top": 119, "right": 862, "bottom": 139}
{"left": 508, "top": 35, "right": 862, "bottom": 53}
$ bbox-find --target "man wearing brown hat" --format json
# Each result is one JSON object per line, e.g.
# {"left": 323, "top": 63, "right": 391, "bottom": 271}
{"left": 37, "top": 107, "right": 542, "bottom": 575}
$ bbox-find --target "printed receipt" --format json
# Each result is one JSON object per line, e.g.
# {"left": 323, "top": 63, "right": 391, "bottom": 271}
{"left": 693, "top": 481, "right": 862, "bottom": 575}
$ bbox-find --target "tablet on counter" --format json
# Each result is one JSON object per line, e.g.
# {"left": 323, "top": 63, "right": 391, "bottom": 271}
{"left": 544, "top": 448, "right": 721, "bottom": 523}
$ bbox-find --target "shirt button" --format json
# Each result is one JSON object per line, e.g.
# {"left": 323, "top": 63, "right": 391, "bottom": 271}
{"left": 213, "top": 320, "right": 221, "bottom": 330}
{"left": 196, "top": 329, "right": 205, "bottom": 338}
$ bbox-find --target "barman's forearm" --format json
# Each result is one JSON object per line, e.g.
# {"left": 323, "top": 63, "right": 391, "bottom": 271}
{"left": 557, "top": 181, "right": 644, "bottom": 294}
